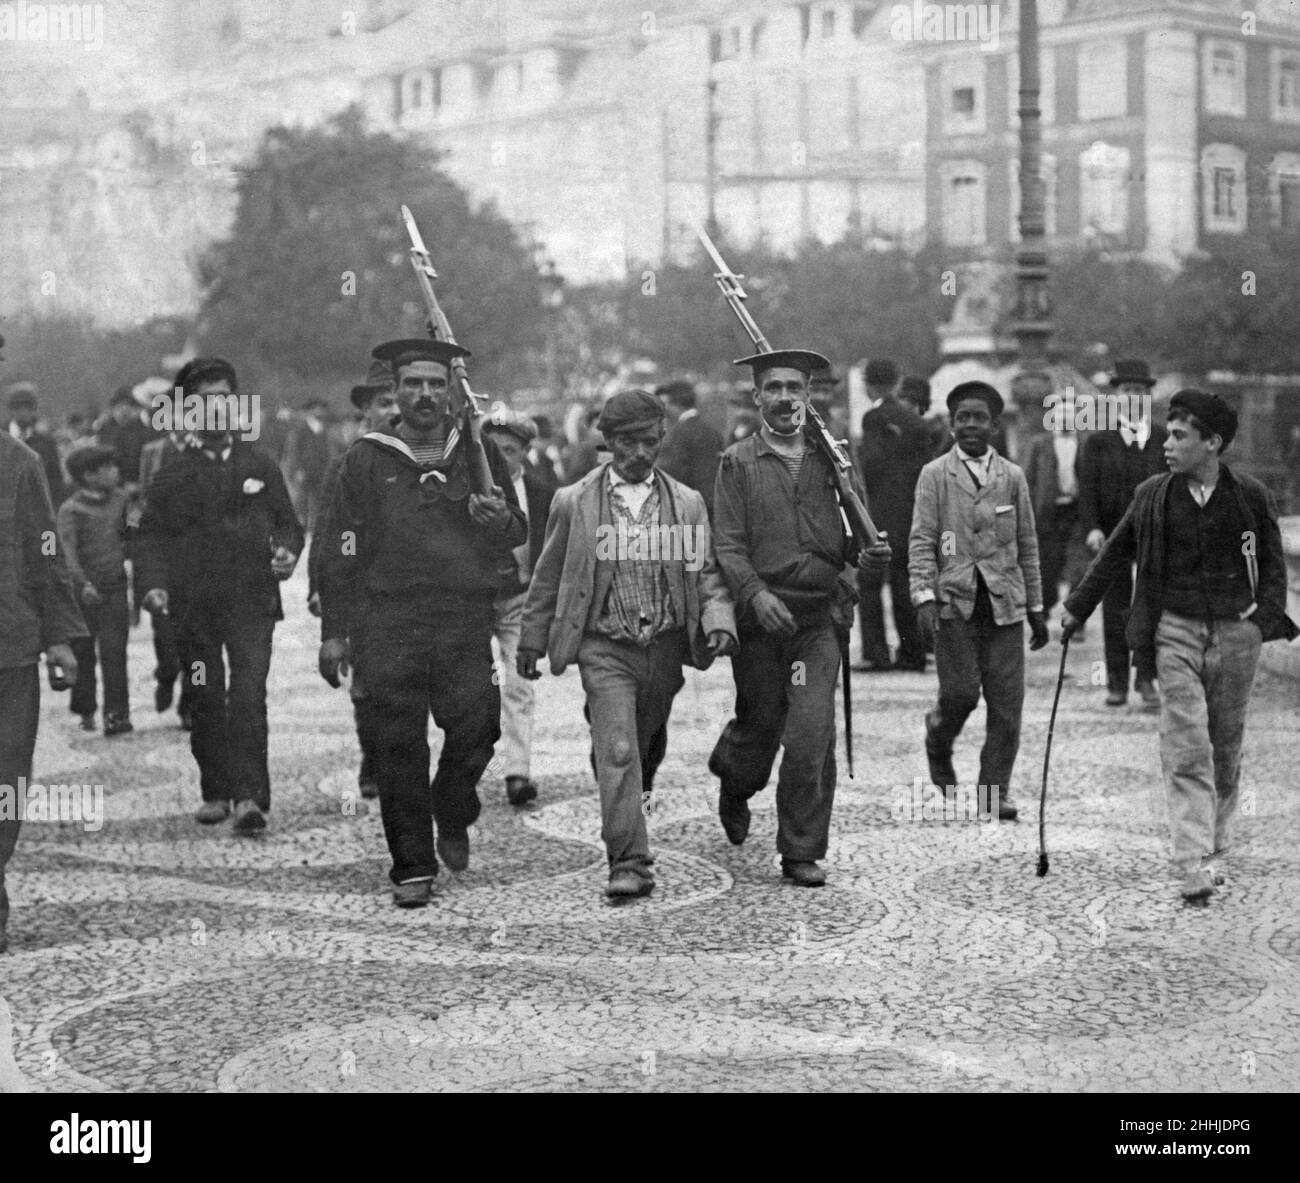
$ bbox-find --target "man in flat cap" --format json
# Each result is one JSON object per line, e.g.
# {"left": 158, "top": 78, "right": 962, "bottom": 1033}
{"left": 1077, "top": 358, "right": 1166, "bottom": 707}
{"left": 856, "top": 358, "right": 931, "bottom": 672}
{"left": 318, "top": 339, "right": 525, "bottom": 907}
{"left": 0, "top": 424, "right": 86, "bottom": 953}
{"left": 136, "top": 357, "right": 304, "bottom": 834}
{"left": 655, "top": 379, "right": 724, "bottom": 519}
{"left": 483, "top": 405, "right": 555, "bottom": 808}
{"left": 1063, "top": 390, "right": 1296, "bottom": 902}
{"left": 6, "top": 381, "right": 67, "bottom": 506}
{"left": 909, "top": 381, "right": 1048, "bottom": 822}
{"left": 95, "top": 384, "right": 155, "bottom": 501}
{"left": 710, "top": 350, "right": 892, "bottom": 887}
{"left": 307, "top": 365, "right": 400, "bottom": 802}
{"left": 519, "top": 390, "right": 736, "bottom": 900}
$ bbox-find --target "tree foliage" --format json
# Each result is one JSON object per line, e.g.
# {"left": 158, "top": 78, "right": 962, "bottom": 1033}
{"left": 197, "top": 107, "right": 545, "bottom": 395}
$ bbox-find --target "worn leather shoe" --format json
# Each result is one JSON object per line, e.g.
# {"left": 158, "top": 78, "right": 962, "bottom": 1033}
{"left": 195, "top": 800, "right": 231, "bottom": 825}
{"left": 1135, "top": 678, "right": 1160, "bottom": 708}
{"left": 1181, "top": 868, "right": 1215, "bottom": 902}
{"left": 1105, "top": 690, "right": 1127, "bottom": 707}
{"left": 359, "top": 779, "right": 379, "bottom": 800}
{"left": 997, "top": 797, "right": 1019, "bottom": 821}
{"left": 924, "top": 714, "right": 957, "bottom": 791}
{"left": 232, "top": 800, "right": 266, "bottom": 835}
{"left": 506, "top": 777, "right": 538, "bottom": 807}
{"left": 393, "top": 878, "right": 433, "bottom": 908}
{"left": 718, "top": 786, "right": 750, "bottom": 845}
{"left": 436, "top": 829, "right": 470, "bottom": 872}
{"left": 781, "top": 860, "right": 827, "bottom": 887}
{"left": 605, "top": 867, "right": 655, "bottom": 898}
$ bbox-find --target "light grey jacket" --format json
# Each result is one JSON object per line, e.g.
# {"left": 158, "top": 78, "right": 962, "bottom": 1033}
{"left": 908, "top": 446, "right": 1043, "bottom": 625}
{"left": 520, "top": 463, "right": 737, "bottom": 675}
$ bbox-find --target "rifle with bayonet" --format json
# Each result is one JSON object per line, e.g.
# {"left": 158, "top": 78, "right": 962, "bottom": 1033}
{"left": 693, "top": 225, "right": 881, "bottom": 552}
{"left": 400, "top": 203, "right": 494, "bottom": 496}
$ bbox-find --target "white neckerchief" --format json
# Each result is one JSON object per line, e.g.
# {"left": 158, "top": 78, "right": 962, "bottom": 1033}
{"left": 608, "top": 466, "right": 655, "bottom": 518}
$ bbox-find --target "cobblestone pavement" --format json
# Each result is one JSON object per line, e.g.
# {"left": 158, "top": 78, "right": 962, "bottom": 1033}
{"left": 2, "top": 569, "right": 1297, "bottom": 1093}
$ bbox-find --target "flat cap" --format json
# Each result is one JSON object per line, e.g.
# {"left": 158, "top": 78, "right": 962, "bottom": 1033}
{"left": 482, "top": 402, "right": 538, "bottom": 444}
{"left": 946, "top": 380, "right": 1004, "bottom": 417}
{"left": 863, "top": 358, "right": 900, "bottom": 388}
{"left": 66, "top": 444, "right": 119, "bottom": 482}
{"left": 1168, "top": 388, "right": 1237, "bottom": 449}
{"left": 596, "top": 389, "right": 665, "bottom": 437}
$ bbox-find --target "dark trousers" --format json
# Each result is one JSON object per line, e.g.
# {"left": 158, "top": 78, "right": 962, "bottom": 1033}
{"left": 710, "top": 619, "right": 840, "bottom": 861}
{"left": 928, "top": 590, "right": 1024, "bottom": 800}
{"left": 857, "top": 532, "right": 922, "bottom": 665}
{"left": 355, "top": 603, "right": 499, "bottom": 884}
{"left": 1101, "top": 561, "right": 1158, "bottom": 692}
{"left": 0, "top": 664, "right": 41, "bottom": 938}
{"left": 151, "top": 607, "right": 193, "bottom": 713}
{"left": 69, "top": 587, "right": 131, "bottom": 720}
{"left": 178, "top": 602, "right": 276, "bottom": 807}
{"left": 1036, "top": 500, "right": 1078, "bottom": 613}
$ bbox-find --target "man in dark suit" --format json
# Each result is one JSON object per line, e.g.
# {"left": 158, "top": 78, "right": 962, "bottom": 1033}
{"left": 6, "top": 382, "right": 67, "bottom": 506}
{"left": 899, "top": 376, "right": 953, "bottom": 461}
{"left": 1022, "top": 407, "right": 1082, "bottom": 615}
{"left": 136, "top": 357, "right": 304, "bottom": 833}
{"left": 96, "top": 386, "right": 156, "bottom": 499}
{"left": 655, "top": 379, "right": 723, "bottom": 518}
{"left": 1077, "top": 359, "right": 1166, "bottom": 707}
{"left": 856, "top": 358, "right": 931, "bottom": 671}
{"left": 483, "top": 407, "right": 557, "bottom": 807}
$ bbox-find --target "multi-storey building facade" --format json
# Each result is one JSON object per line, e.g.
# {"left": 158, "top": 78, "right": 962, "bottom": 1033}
{"left": 923, "top": 0, "right": 1300, "bottom": 262}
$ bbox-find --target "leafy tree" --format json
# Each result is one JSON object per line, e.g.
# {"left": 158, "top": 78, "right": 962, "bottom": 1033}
{"left": 197, "top": 107, "right": 545, "bottom": 396}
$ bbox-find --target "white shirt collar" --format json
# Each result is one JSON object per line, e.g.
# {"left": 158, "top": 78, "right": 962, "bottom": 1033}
{"left": 608, "top": 466, "right": 653, "bottom": 489}
{"left": 957, "top": 445, "right": 993, "bottom": 475}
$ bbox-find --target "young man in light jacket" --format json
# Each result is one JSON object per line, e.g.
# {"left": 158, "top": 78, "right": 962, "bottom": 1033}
{"left": 909, "top": 381, "right": 1049, "bottom": 821}
{"left": 518, "top": 390, "right": 737, "bottom": 901}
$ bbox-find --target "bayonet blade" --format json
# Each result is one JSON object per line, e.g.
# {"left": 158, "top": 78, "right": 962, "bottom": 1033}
{"left": 401, "top": 204, "right": 437, "bottom": 276}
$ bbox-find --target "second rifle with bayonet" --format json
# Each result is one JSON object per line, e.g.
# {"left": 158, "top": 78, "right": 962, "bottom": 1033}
{"left": 694, "top": 226, "right": 881, "bottom": 551}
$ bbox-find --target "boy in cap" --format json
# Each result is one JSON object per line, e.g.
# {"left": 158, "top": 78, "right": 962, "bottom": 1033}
{"left": 519, "top": 389, "right": 736, "bottom": 900}
{"left": 307, "top": 365, "right": 399, "bottom": 801}
{"left": 57, "top": 445, "right": 134, "bottom": 735}
{"left": 1062, "top": 390, "right": 1296, "bottom": 902}
{"left": 909, "top": 381, "right": 1049, "bottom": 821}
{"left": 318, "top": 339, "right": 525, "bottom": 906}
{"left": 710, "top": 350, "right": 891, "bottom": 886}
{"left": 482, "top": 405, "right": 555, "bottom": 807}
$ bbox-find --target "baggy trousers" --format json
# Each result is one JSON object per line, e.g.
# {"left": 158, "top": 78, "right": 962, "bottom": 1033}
{"left": 355, "top": 600, "right": 500, "bottom": 884}
{"left": 0, "top": 664, "right": 40, "bottom": 940}
{"left": 1154, "top": 611, "right": 1261, "bottom": 872}
{"left": 69, "top": 587, "right": 131, "bottom": 720}
{"left": 151, "top": 606, "right": 194, "bottom": 714}
{"left": 179, "top": 602, "right": 276, "bottom": 808}
{"left": 577, "top": 630, "right": 686, "bottom": 875}
{"left": 927, "top": 593, "right": 1025, "bottom": 803}
{"left": 710, "top": 619, "right": 840, "bottom": 862}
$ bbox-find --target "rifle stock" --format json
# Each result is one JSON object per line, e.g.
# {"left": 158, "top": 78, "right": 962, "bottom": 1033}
{"left": 401, "top": 205, "right": 494, "bottom": 496}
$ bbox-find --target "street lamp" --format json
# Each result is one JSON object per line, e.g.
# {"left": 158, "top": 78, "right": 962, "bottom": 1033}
{"left": 1009, "top": 0, "right": 1054, "bottom": 428}
{"left": 538, "top": 257, "right": 565, "bottom": 398}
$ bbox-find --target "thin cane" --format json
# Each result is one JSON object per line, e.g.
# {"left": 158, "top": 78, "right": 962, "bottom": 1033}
{"left": 1038, "top": 636, "right": 1070, "bottom": 877}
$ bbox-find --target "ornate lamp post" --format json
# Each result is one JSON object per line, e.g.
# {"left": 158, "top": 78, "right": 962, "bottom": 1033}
{"left": 1009, "top": 0, "right": 1054, "bottom": 429}
{"left": 538, "top": 257, "right": 565, "bottom": 398}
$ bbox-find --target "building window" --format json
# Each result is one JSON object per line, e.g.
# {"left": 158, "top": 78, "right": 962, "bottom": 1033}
{"left": 943, "top": 58, "right": 985, "bottom": 134}
{"left": 1269, "top": 152, "right": 1300, "bottom": 231}
{"left": 942, "top": 161, "right": 987, "bottom": 246}
{"left": 1010, "top": 154, "right": 1058, "bottom": 240}
{"left": 1203, "top": 39, "right": 1246, "bottom": 117}
{"left": 400, "top": 68, "right": 438, "bottom": 117}
{"left": 1007, "top": 47, "right": 1055, "bottom": 126}
{"left": 1080, "top": 141, "right": 1130, "bottom": 238}
{"left": 1271, "top": 51, "right": 1300, "bottom": 123}
{"left": 1077, "top": 40, "right": 1125, "bottom": 120}
{"left": 1201, "top": 143, "right": 1247, "bottom": 234}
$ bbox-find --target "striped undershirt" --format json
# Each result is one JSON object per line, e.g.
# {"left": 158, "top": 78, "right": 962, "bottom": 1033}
{"left": 776, "top": 451, "right": 804, "bottom": 482}
{"left": 406, "top": 428, "right": 448, "bottom": 468}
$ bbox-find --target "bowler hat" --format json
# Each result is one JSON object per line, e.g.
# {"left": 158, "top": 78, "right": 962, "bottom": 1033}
{"left": 1109, "top": 359, "right": 1156, "bottom": 388}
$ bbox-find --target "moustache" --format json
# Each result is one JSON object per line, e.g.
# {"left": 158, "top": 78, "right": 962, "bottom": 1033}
{"left": 772, "top": 401, "right": 799, "bottom": 416}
